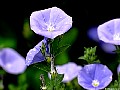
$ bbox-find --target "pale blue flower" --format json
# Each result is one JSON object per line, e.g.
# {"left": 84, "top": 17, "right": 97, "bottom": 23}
{"left": 0, "top": 48, "right": 26, "bottom": 74}
{"left": 78, "top": 64, "right": 112, "bottom": 90}
{"left": 30, "top": 7, "right": 72, "bottom": 39}
{"left": 100, "top": 42, "right": 116, "bottom": 54}
{"left": 87, "top": 27, "right": 116, "bottom": 54}
{"left": 97, "top": 18, "right": 120, "bottom": 45}
{"left": 25, "top": 38, "right": 50, "bottom": 66}
{"left": 48, "top": 62, "right": 82, "bottom": 83}
{"left": 87, "top": 27, "right": 100, "bottom": 42}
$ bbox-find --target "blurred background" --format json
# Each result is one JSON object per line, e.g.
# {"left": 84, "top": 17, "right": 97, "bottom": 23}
{"left": 0, "top": 0, "right": 120, "bottom": 90}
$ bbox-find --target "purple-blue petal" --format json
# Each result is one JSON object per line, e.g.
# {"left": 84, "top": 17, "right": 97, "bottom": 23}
{"left": 97, "top": 18, "right": 120, "bottom": 45}
{"left": 95, "top": 64, "right": 113, "bottom": 89}
{"left": 26, "top": 40, "right": 45, "bottom": 66}
{"left": 0, "top": 48, "right": 27, "bottom": 74}
{"left": 49, "top": 7, "right": 71, "bottom": 25}
{"left": 56, "top": 62, "right": 82, "bottom": 83}
{"left": 87, "top": 27, "right": 100, "bottom": 42}
{"left": 78, "top": 64, "right": 112, "bottom": 89}
{"left": 48, "top": 62, "right": 82, "bottom": 83}
{"left": 100, "top": 42, "right": 116, "bottom": 54}
{"left": 30, "top": 7, "right": 72, "bottom": 39}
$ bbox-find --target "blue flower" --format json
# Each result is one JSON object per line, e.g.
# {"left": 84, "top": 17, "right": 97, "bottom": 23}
{"left": 78, "top": 64, "right": 112, "bottom": 90}
{"left": 87, "top": 27, "right": 100, "bottom": 42}
{"left": 48, "top": 62, "right": 82, "bottom": 83}
{"left": 97, "top": 18, "right": 120, "bottom": 45}
{"left": 87, "top": 27, "right": 116, "bottom": 54}
{"left": 26, "top": 39, "right": 50, "bottom": 66}
{"left": 100, "top": 42, "right": 116, "bottom": 54}
{"left": 0, "top": 48, "right": 26, "bottom": 74}
{"left": 30, "top": 7, "right": 72, "bottom": 39}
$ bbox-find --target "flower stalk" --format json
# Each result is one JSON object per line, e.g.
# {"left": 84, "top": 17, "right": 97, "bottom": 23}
{"left": 40, "top": 74, "right": 47, "bottom": 90}
{"left": 50, "top": 56, "right": 57, "bottom": 79}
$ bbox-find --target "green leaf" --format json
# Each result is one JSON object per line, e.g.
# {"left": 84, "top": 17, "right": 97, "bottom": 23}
{"left": 50, "top": 35, "right": 64, "bottom": 55}
{"left": 33, "top": 61, "right": 51, "bottom": 72}
{"left": 55, "top": 51, "right": 69, "bottom": 65}
{"left": 18, "top": 73, "right": 27, "bottom": 86}
{"left": 54, "top": 44, "right": 71, "bottom": 57}
{"left": 47, "top": 74, "right": 65, "bottom": 90}
{"left": 58, "top": 28, "right": 79, "bottom": 46}
{"left": 50, "top": 28, "right": 78, "bottom": 56}
{"left": 55, "top": 74, "right": 64, "bottom": 84}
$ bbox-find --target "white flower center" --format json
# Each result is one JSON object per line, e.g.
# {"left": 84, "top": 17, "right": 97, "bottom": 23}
{"left": 47, "top": 24, "right": 55, "bottom": 32}
{"left": 113, "top": 33, "right": 120, "bottom": 40}
{"left": 92, "top": 80, "right": 99, "bottom": 87}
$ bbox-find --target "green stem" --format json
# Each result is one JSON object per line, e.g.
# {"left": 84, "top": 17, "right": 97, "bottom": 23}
{"left": 0, "top": 75, "right": 4, "bottom": 90}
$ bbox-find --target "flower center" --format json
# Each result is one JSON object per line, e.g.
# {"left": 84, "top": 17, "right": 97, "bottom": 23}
{"left": 92, "top": 80, "right": 99, "bottom": 87}
{"left": 47, "top": 24, "right": 55, "bottom": 32}
{"left": 113, "top": 33, "right": 120, "bottom": 40}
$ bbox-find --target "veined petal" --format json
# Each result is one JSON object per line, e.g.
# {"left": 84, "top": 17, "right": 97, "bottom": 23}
{"left": 30, "top": 7, "right": 72, "bottom": 39}
{"left": 97, "top": 18, "right": 120, "bottom": 45}
{"left": 57, "top": 62, "right": 82, "bottom": 83}
{"left": 49, "top": 7, "right": 70, "bottom": 25}
{"left": 26, "top": 40, "right": 45, "bottom": 66}
{"left": 78, "top": 64, "right": 112, "bottom": 90}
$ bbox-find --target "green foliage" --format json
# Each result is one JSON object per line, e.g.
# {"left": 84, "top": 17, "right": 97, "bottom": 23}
{"left": 0, "top": 70, "right": 5, "bottom": 75}
{"left": 64, "top": 78, "right": 84, "bottom": 90}
{"left": 33, "top": 61, "right": 51, "bottom": 73}
{"left": 41, "top": 42, "right": 47, "bottom": 56}
{"left": 106, "top": 73, "right": 120, "bottom": 90}
{"left": 51, "top": 28, "right": 78, "bottom": 56}
{"left": 50, "top": 35, "right": 70, "bottom": 57}
{"left": 78, "top": 46, "right": 100, "bottom": 64}
{"left": 53, "top": 44, "right": 70, "bottom": 57}
{"left": 47, "top": 73, "right": 65, "bottom": 90}
{"left": 0, "top": 80, "right": 4, "bottom": 90}
{"left": 22, "top": 19, "right": 34, "bottom": 39}
{"left": 51, "top": 28, "right": 78, "bottom": 65}
{"left": 0, "top": 37, "right": 17, "bottom": 49}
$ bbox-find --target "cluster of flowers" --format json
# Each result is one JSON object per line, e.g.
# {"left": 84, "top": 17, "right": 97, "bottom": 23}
{"left": 24, "top": 7, "right": 120, "bottom": 90}
{"left": 1, "top": 6, "right": 120, "bottom": 90}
